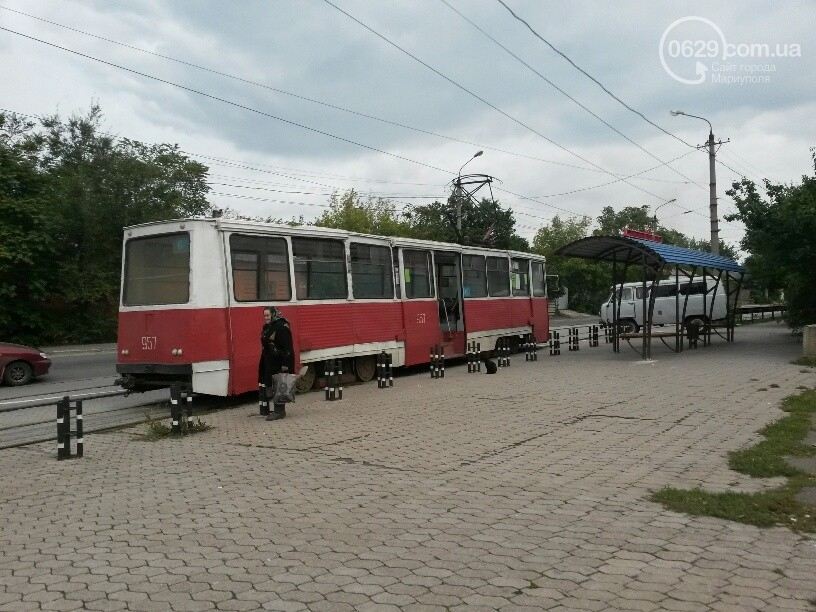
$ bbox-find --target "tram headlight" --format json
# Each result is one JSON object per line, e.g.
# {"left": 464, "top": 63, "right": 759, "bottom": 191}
{"left": 121, "top": 349, "right": 129, "bottom": 356}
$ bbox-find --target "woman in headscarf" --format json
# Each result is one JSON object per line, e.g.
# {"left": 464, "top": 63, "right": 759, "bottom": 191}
{"left": 258, "top": 306, "right": 294, "bottom": 421}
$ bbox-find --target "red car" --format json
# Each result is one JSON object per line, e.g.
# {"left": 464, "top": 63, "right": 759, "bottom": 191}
{"left": 0, "top": 343, "right": 52, "bottom": 386}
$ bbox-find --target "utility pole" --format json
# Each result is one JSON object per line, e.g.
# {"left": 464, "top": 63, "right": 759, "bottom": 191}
{"left": 670, "top": 111, "right": 729, "bottom": 255}
{"left": 706, "top": 129, "right": 719, "bottom": 255}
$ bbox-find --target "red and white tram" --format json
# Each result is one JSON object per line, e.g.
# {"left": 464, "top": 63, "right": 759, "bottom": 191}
{"left": 116, "top": 218, "right": 549, "bottom": 395}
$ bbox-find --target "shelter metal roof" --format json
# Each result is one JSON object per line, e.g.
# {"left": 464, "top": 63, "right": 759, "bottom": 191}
{"left": 555, "top": 235, "right": 744, "bottom": 273}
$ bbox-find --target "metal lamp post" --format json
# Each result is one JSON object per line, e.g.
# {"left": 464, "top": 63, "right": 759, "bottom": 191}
{"left": 651, "top": 198, "right": 677, "bottom": 234}
{"left": 670, "top": 110, "right": 719, "bottom": 255}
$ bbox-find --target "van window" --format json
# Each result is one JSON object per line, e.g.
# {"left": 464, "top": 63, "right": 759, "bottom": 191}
{"left": 486, "top": 256, "right": 510, "bottom": 297}
{"left": 654, "top": 284, "right": 678, "bottom": 298}
{"left": 462, "top": 255, "right": 487, "bottom": 298}
{"left": 511, "top": 259, "right": 530, "bottom": 296}
{"left": 403, "top": 249, "right": 433, "bottom": 299}
{"left": 350, "top": 243, "right": 393, "bottom": 299}
{"left": 621, "top": 287, "right": 634, "bottom": 301}
{"left": 531, "top": 262, "right": 546, "bottom": 297}
{"left": 230, "top": 234, "right": 291, "bottom": 301}
{"left": 682, "top": 282, "right": 707, "bottom": 295}
{"left": 292, "top": 237, "right": 347, "bottom": 300}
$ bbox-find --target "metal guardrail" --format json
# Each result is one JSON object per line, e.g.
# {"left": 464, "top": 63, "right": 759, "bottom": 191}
{"left": 0, "top": 388, "right": 127, "bottom": 413}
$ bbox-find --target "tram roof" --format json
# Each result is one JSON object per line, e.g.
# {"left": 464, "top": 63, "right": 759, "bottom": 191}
{"left": 555, "top": 235, "right": 743, "bottom": 273}
{"left": 123, "top": 217, "right": 545, "bottom": 262}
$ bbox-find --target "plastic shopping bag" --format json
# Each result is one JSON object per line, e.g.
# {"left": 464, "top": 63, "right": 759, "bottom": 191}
{"left": 271, "top": 372, "right": 298, "bottom": 404}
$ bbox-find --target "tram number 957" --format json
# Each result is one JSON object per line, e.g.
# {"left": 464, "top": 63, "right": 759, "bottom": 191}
{"left": 141, "top": 336, "right": 157, "bottom": 351}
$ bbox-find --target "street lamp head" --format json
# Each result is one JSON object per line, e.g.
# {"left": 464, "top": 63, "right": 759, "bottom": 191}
{"left": 670, "top": 110, "right": 684, "bottom": 116}
{"left": 473, "top": 150, "right": 483, "bottom": 158}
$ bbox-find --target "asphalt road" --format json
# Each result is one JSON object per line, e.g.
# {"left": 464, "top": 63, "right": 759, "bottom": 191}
{"left": 0, "top": 345, "right": 168, "bottom": 449}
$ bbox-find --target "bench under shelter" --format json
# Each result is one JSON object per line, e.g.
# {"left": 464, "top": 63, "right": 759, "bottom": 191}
{"left": 556, "top": 235, "right": 745, "bottom": 360}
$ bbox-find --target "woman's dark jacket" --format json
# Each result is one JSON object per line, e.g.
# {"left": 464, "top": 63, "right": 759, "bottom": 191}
{"left": 258, "top": 317, "right": 295, "bottom": 385}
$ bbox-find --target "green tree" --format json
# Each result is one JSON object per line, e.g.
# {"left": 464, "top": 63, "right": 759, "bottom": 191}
{"left": 313, "top": 189, "right": 412, "bottom": 236}
{"left": 0, "top": 107, "right": 211, "bottom": 344}
{"left": 407, "top": 196, "right": 529, "bottom": 250}
{"left": 0, "top": 114, "right": 59, "bottom": 342}
{"left": 726, "top": 154, "right": 816, "bottom": 327}
{"left": 532, "top": 215, "right": 608, "bottom": 313}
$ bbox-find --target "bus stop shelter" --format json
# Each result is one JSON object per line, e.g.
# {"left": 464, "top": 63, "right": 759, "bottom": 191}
{"left": 556, "top": 235, "right": 745, "bottom": 360}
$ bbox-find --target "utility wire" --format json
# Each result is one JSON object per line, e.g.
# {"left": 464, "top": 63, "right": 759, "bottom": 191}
{"left": 531, "top": 151, "right": 695, "bottom": 198}
{"left": 0, "top": 26, "right": 454, "bottom": 176}
{"left": 0, "top": 4, "right": 605, "bottom": 175}
{"left": 495, "top": 0, "right": 765, "bottom": 185}
{"left": 440, "top": 0, "right": 707, "bottom": 191}
{"left": 323, "top": 0, "right": 672, "bottom": 205}
{"left": 495, "top": 0, "right": 695, "bottom": 149}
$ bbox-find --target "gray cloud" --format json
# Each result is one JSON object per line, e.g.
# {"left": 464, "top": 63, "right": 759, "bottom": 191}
{"left": 1, "top": 0, "right": 814, "bottom": 245}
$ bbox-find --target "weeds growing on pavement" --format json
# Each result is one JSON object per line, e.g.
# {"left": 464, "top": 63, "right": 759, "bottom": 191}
{"left": 793, "top": 356, "right": 816, "bottom": 368}
{"left": 652, "top": 389, "right": 816, "bottom": 532}
{"left": 140, "top": 409, "right": 212, "bottom": 441}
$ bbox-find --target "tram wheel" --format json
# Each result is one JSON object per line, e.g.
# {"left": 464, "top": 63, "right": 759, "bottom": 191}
{"left": 295, "top": 365, "right": 317, "bottom": 393}
{"left": 353, "top": 355, "right": 377, "bottom": 382}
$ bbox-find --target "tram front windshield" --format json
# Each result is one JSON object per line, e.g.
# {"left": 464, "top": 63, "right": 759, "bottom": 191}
{"left": 123, "top": 232, "right": 190, "bottom": 306}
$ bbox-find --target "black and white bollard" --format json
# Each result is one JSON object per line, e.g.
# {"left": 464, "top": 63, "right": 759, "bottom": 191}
{"left": 325, "top": 359, "right": 343, "bottom": 401}
{"left": 259, "top": 383, "right": 269, "bottom": 416}
{"left": 569, "top": 327, "right": 580, "bottom": 351}
{"left": 524, "top": 334, "right": 538, "bottom": 361}
{"left": 430, "top": 345, "right": 445, "bottom": 379}
{"left": 590, "top": 325, "right": 599, "bottom": 348}
{"left": 377, "top": 352, "right": 393, "bottom": 388}
{"left": 497, "top": 338, "right": 510, "bottom": 368}
{"left": 468, "top": 341, "right": 482, "bottom": 372}
{"left": 57, "top": 396, "right": 83, "bottom": 459}
{"left": 56, "top": 396, "right": 69, "bottom": 460}
{"left": 170, "top": 384, "right": 182, "bottom": 434}
{"left": 181, "top": 387, "right": 193, "bottom": 428}
{"left": 549, "top": 330, "right": 561, "bottom": 356}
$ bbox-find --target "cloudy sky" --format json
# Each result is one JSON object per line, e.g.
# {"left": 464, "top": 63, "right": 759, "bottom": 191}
{"left": 2, "top": 0, "right": 814, "bottom": 248}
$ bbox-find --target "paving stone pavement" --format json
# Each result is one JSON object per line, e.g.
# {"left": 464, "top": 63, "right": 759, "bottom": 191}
{"left": 2, "top": 323, "right": 815, "bottom": 612}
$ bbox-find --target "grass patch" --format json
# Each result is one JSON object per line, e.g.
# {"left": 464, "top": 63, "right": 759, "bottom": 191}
{"left": 793, "top": 356, "right": 816, "bottom": 367}
{"left": 651, "top": 390, "right": 816, "bottom": 532}
{"left": 140, "top": 410, "right": 212, "bottom": 441}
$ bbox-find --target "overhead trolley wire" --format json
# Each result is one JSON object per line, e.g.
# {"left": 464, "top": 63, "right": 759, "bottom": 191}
{"left": 322, "top": 0, "right": 674, "bottom": 205}
{"left": 0, "top": 26, "right": 454, "bottom": 176}
{"left": 439, "top": 0, "right": 707, "bottom": 192}
{"left": 0, "top": 4, "right": 606, "bottom": 175}
{"left": 495, "top": 0, "right": 763, "bottom": 187}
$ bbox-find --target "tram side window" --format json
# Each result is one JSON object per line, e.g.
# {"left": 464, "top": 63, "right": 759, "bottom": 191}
{"left": 486, "top": 256, "right": 510, "bottom": 297}
{"left": 403, "top": 249, "right": 433, "bottom": 298}
{"left": 462, "top": 255, "right": 487, "bottom": 298}
{"left": 292, "top": 237, "right": 347, "bottom": 300}
{"left": 531, "top": 262, "right": 547, "bottom": 297}
{"left": 124, "top": 232, "right": 190, "bottom": 306}
{"left": 511, "top": 258, "right": 530, "bottom": 296}
{"left": 229, "top": 235, "right": 291, "bottom": 301}
{"left": 351, "top": 243, "right": 394, "bottom": 299}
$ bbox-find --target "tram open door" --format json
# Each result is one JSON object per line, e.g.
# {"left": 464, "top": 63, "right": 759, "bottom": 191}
{"left": 434, "top": 251, "right": 465, "bottom": 356}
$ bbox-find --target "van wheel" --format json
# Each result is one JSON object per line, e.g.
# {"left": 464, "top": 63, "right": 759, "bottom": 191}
{"left": 617, "top": 319, "right": 638, "bottom": 334}
{"left": 686, "top": 316, "right": 706, "bottom": 329}
{"left": 353, "top": 355, "right": 377, "bottom": 382}
{"left": 295, "top": 365, "right": 316, "bottom": 393}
